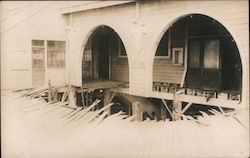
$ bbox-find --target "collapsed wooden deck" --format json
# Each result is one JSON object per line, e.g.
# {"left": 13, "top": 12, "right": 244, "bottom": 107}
{"left": 1, "top": 89, "right": 249, "bottom": 158}
{"left": 19, "top": 79, "right": 244, "bottom": 122}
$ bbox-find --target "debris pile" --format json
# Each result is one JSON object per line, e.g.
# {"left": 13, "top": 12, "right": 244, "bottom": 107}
{"left": 1, "top": 88, "right": 249, "bottom": 158}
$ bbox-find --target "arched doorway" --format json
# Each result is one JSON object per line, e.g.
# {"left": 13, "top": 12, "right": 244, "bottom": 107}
{"left": 82, "top": 25, "right": 129, "bottom": 84}
{"left": 153, "top": 14, "right": 242, "bottom": 96}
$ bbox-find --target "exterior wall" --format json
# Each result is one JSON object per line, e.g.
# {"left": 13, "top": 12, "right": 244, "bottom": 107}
{"left": 1, "top": 1, "right": 67, "bottom": 89}
{"left": 141, "top": 0, "right": 249, "bottom": 106}
{"left": 111, "top": 54, "right": 129, "bottom": 82}
{"left": 153, "top": 25, "right": 185, "bottom": 84}
{"left": 66, "top": 3, "right": 136, "bottom": 89}
{"left": 153, "top": 59, "right": 184, "bottom": 84}
{"left": 67, "top": 0, "right": 249, "bottom": 107}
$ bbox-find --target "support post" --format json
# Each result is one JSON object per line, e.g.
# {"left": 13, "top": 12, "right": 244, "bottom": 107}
{"left": 172, "top": 96, "right": 182, "bottom": 121}
{"left": 132, "top": 102, "right": 142, "bottom": 121}
{"left": 68, "top": 85, "right": 77, "bottom": 108}
{"left": 104, "top": 89, "right": 116, "bottom": 115}
{"left": 48, "top": 80, "right": 52, "bottom": 102}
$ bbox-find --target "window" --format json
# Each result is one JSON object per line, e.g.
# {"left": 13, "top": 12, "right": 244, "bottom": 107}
{"left": 32, "top": 40, "right": 45, "bottom": 68}
{"left": 204, "top": 40, "right": 220, "bottom": 69}
{"left": 83, "top": 39, "right": 92, "bottom": 62}
{"left": 47, "top": 41, "right": 66, "bottom": 68}
{"left": 118, "top": 38, "right": 127, "bottom": 57}
{"left": 155, "top": 30, "right": 170, "bottom": 58}
{"left": 32, "top": 40, "right": 44, "bottom": 47}
{"left": 172, "top": 48, "right": 184, "bottom": 66}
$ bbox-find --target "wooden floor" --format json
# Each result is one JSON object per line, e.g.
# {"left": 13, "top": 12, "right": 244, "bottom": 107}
{"left": 82, "top": 80, "right": 128, "bottom": 90}
{"left": 2, "top": 89, "right": 249, "bottom": 158}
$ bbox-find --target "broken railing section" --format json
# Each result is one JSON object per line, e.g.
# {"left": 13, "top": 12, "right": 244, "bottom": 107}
{"left": 45, "top": 84, "right": 118, "bottom": 116}
{"left": 161, "top": 99, "right": 191, "bottom": 121}
{"left": 153, "top": 82, "right": 241, "bottom": 102}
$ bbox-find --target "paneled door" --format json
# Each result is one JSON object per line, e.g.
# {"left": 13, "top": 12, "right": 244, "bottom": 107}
{"left": 186, "top": 39, "right": 221, "bottom": 90}
{"left": 32, "top": 40, "right": 45, "bottom": 86}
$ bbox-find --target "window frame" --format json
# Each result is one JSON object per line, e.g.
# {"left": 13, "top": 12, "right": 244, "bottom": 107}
{"left": 118, "top": 38, "right": 127, "bottom": 58}
{"left": 31, "top": 40, "right": 45, "bottom": 68}
{"left": 31, "top": 38, "right": 67, "bottom": 69}
{"left": 155, "top": 29, "right": 171, "bottom": 59}
{"left": 172, "top": 47, "right": 184, "bottom": 66}
{"left": 47, "top": 40, "right": 66, "bottom": 68}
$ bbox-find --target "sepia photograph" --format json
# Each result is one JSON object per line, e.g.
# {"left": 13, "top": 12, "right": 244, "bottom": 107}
{"left": 1, "top": 0, "right": 249, "bottom": 157}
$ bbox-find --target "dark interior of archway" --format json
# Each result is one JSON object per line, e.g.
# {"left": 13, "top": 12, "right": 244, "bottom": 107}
{"left": 82, "top": 26, "right": 127, "bottom": 82}
{"left": 156, "top": 14, "right": 242, "bottom": 93}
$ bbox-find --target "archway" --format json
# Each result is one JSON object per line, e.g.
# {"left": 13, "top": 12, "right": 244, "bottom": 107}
{"left": 152, "top": 14, "right": 242, "bottom": 97}
{"left": 82, "top": 25, "right": 129, "bottom": 85}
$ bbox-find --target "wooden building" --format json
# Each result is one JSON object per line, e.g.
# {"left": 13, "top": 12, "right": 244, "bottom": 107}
{"left": 1, "top": 1, "right": 68, "bottom": 88}
{"left": 1, "top": 1, "right": 249, "bottom": 120}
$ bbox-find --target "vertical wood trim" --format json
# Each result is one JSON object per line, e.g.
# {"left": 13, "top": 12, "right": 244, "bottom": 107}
{"left": 168, "top": 27, "right": 171, "bottom": 58}
{"left": 180, "top": 28, "right": 188, "bottom": 87}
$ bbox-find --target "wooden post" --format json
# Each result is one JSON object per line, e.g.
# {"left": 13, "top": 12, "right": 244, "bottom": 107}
{"left": 48, "top": 80, "right": 58, "bottom": 103}
{"left": 172, "top": 95, "right": 182, "bottom": 121}
{"left": 68, "top": 85, "right": 77, "bottom": 108}
{"left": 132, "top": 102, "right": 142, "bottom": 121}
{"left": 48, "top": 80, "right": 52, "bottom": 102}
{"left": 103, "top": 90, "right": 116, "bottom": 115}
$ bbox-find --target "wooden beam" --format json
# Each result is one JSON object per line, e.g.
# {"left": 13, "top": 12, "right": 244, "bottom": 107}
{"left": 217, "top": 105, "right": 225, "bottom": 115}
{"left": 151, "top": 91, "right": 174, "bottom": 100}
{"left": 161, "top": 99, "right": 173, "bottom": 119}
{"left": 104, "top": 90, "right": 116, "bottom": 115}
{"left": 172, "top": 99, "right": 182, "bottom": 121}
{"left": 176, "top": 89, "right": 185, "bottom": 95}
{"left": 181, "top": 102, "right": 192, "bottom": 114}
{"left": 176, "top": 94, "right": 239, "bottom": 109}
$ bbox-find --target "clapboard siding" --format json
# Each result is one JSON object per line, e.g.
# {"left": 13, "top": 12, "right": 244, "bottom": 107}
{"left": 153, "top": 59, "right": 184, "bottom": 84}
{"left": 111, "top": 56, "right": 129, "bottom": 82}
{"left": 153, "top": 23, "right": 185, "bottom": 84}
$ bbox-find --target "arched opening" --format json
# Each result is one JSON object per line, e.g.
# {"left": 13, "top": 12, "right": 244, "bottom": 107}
{"left": 82, "top": 25, "right": 129, "bottom": 86}
{"left": 153, "top": 14, "right": 242, "bottom": 98}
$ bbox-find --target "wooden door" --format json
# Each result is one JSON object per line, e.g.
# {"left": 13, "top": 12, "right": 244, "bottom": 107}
{"left": 32, "top": 46, "right": 45, "bottom": 86}
{"left": 98, "top": 35, "right": 110, "bottom": 80}
{"left": 202, "top": 39, "right": 221, "bottom": 90}
{"left": 186, "top": 39, "right": 221, "bottom": 90}
{"left": 186, "top": 40, "right": 202, "bottom": 88}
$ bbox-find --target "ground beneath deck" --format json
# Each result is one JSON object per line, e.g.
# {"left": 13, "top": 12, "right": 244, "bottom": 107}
{"left": 1, "top": 89, "right": 249, "bottom": 158}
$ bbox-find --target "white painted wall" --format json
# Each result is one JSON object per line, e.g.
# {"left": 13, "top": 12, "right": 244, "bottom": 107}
{"left": 1, "top": 1, "right": 67, "bottom": 89}
{"left": 66, "top": 0, "right": 249, "bottom": 106}
{"left": 1, "top": 1, "right": 248, "bottom": 107}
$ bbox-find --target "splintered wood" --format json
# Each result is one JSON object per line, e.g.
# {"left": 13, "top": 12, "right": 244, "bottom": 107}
{"left": 1, "top": 89, "right": 249, "bottom": 158}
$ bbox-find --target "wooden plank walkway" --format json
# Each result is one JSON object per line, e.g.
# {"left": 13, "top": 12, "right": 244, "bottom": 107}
{"left": 82, "top": 80, "right": 128, "bottom": 90}
{"left": 1, "top": 89, "right": 249, "bottom": 158}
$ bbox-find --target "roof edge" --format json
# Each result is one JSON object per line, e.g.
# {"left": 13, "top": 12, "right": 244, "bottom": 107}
{"left": 61, "top": 1, "right": 135, "bottom": 15}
